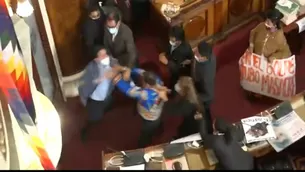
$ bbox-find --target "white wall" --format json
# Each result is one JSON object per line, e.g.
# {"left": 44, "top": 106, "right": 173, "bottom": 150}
{"left": 23, "top": 14, "right": 54, "bottom": 100}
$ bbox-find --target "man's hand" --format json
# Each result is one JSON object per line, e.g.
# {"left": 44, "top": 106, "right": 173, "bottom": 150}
{"left": 194, "top": 111, "right": 203, "bottom": 120}
{"left": 156, "top": 85, "right": 171, "bottom": 93}
{"left": 181, "top": 59, "right": 191, "bottom": 67}
{"left": 114, "top": 0, "right": 118, "bottom": 4}
{"left": 267, "top": 57, "right": 275, "bottom": 63}
{"left": 122, "top": 68, "right": 131, "bottom": 81}
{"left": 158, "top": 90, "right": 169, "bottom": 102}
{"left": 248, "top": 44, "right": 254, "bottom": 53}
{"left": 159, "top": 54, "right": 168, "bottom": 65}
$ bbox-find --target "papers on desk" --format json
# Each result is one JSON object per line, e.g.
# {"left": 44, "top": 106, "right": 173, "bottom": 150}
{"left": 268, "top": 111, "right": 305, "bottom": 152}
{"left": 296, "top": 17, "right": 305, "bottom": 33}
{"left": 170, "top": 133, "right": 202, "bottom": 144}
{"left": 241, "top": 116, "right": 276, "bottom": 143}
{"left": 120, "top": 164, "right": 145, "bottom": 170}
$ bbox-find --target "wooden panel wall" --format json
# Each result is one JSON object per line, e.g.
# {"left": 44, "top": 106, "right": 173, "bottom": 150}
{"left": 44, "top": 0, "right": 88, "bottom": 76}
{"left": 151, "top": 0, "right": 270, "bottom": 49}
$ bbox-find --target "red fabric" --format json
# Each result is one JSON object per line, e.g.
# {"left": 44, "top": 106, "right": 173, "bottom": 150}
{"left": 57, "top": 21, "right": 305, "bottom": 170}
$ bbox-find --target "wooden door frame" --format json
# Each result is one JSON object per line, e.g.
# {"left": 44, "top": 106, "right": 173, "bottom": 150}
{"left": 31, "top": 0, "right": 64, "bottom": 102}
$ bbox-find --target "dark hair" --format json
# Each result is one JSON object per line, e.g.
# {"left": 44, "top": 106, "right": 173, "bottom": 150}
{"left": 169, "top": 26, "right": 185, "bottom": 42}
{"left": 198, "top": 41, "right": 213, "bottom": 58}
{"left": 87, "top": 5, "right": 100, "bottom": 15}
{"left": 265, "top": 9, "right": 284, "bottom": 29}
{"left": 214, "top": 118, "right": 234, "bottom": 144}
{"left": 93, "top": 45, "right": 106, "bottom": 57}
{"left": 106, "top": 8, "right": 121, "bottom": 23}
{"left": 143, "top": 71, "right": 157, "bottom": 86}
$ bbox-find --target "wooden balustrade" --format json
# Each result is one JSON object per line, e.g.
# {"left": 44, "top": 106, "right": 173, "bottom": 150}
{"left": 151, "top": 0, "right": 273, "bottom": 50}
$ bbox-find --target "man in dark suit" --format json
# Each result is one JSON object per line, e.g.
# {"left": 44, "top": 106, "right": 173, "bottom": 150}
{"left": 159, "top": 26, "right": 194, "bottom": 92}
{"left": 192, "top": 41, "right": 216, "bottom": 133}
{"left": 82, "top": 5, "right": 105, "bottom": 59}
{"left": 198, "top": 118, "right": 254, "bottom": 170}
{"left": 104, "top": 9, "right": 138, "bottom": 68}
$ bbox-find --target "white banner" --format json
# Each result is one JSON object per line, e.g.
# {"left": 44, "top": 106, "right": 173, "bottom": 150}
{"left": 239, "top": 51, "right": 296, "bottom": 100}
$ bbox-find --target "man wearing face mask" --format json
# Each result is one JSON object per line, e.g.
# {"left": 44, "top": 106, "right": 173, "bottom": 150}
{"left": 82, "top": 5, "right": 106, "bottom": 59}
{"left": 249, "top": 9, "right": 291, "bottom": 63}
{"left": 159, "top": 26, "right": 194, "bottom": 93}
{"left": 78, "top": 45, "right": 118, "bottom": 142}
{"left": 198, "top": 118, "right": 254, "bottom": 170}
{"left": 104, "top": 9, "right": 138, "bottom": 69}
{"left": 192, "top": 41, "right": 216, "bottom": 132}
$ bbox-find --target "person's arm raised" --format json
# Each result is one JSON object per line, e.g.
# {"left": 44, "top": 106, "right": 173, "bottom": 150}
{"left": 113, "top": 74, "right": 147, "bottom": 101}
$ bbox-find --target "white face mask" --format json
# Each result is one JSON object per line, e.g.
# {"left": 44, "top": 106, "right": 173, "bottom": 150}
{"left": 100, "top": 57, "right": 110, "bottom": 65}
{"left": 265, "top": 22, "right": 272, "bottom": 28}
{"left": 169, "top": 41, "right": 176, "bottom": 46}
{"left": 108, "top": 27, "right": 118, "bottom": 35}
{"left": 174, "top": 83, "right": 181, "bottom": 94}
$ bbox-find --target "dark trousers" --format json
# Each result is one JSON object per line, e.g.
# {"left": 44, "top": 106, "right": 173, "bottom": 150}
{"left": 203, "top": 100, "right": 214, "bottom": 134}
{"left": 138, "top": 117, "right": 162, "bottom": 148}
{"left": 81, "top": 96, "right": 113, "bottom": 140}
{"left": 163, "top": 98, "right": 198, "bottom": 139}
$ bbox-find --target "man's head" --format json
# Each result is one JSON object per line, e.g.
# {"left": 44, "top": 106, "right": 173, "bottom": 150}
{"left": 169, "top": 26, "right": 185, "bottom": 47}
{"left": 195, "top": 41, "right": 212, "bottom": 60}
{"left": 88, "top": 5, "right": 101, "bottom": 20}
{"left": 106, "top": 9, "right": 121, "bottom": 35}
{"left": 142, "top": 71, "right": 158, "bottom": 88}
{"left": 93, "top": 45, "right": 110, "bottom": 65}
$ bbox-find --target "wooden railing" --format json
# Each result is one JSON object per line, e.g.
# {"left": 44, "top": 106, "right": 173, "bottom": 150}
{"left": 151, "top": 0, "right": 274, "bottom": 50}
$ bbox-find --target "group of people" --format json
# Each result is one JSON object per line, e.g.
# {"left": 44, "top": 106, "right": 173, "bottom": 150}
{"left": 78, "top": 1, "right": 292, "bottom": 169}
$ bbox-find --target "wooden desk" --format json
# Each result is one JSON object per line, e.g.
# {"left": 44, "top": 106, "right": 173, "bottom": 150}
{"left": 150, "top": 0, "right": 270, "bottom": 51}
{"left": 102, "top": 144, "right": 216, "bottom": 170}
{"left": 101, "top": 91, "right": 305, "bottom": 170}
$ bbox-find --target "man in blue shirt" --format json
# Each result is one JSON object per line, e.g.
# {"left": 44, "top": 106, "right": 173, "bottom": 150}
{"left": 112, "top": 68, "right": 169, "bottom": 148}
{"left": 78, "top": 45, "right": 118, "bottom": 141}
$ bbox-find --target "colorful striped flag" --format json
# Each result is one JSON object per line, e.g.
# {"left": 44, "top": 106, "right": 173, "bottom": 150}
{"left": 0, "top": 1, "right": 55, "bottom": 170}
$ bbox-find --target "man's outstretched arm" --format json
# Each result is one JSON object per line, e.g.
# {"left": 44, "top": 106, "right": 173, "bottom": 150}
{"left": 113, "top": 74, "right": 147, "bottom": 101}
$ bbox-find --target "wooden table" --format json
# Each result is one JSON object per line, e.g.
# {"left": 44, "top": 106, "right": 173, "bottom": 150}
{"left": 101, "top": 91, "right": 305, "bottom": 170}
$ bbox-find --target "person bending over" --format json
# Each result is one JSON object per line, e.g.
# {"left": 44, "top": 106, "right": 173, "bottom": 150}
{"left": 198, "top": 118, "right": 254, "bottom": 170}
{"left": 113, "top": 68, "right": 168, "bottom": 148}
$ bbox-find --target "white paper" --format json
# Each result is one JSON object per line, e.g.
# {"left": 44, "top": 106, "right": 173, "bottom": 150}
{"left": 268, "top": 111, "right": 305, "bottom": 152}
{"left": 170, "top": 133, "right": 202, "bottom": 144}
{"left": 120, "top": 164, "right": 145, "bottom": 170}
{"left": 296, "top": 17, "right": 305, "bottom": 33}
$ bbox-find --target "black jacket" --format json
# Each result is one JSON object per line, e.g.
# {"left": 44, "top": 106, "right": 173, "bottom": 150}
{"left": 198, "top": 119, "right": 254, "bottom": 170}
{"left": 82, "top": 15, "right": 105, "bottom": 58}
{"left": 194, "top": 53, "right": 216, "bottom": 103}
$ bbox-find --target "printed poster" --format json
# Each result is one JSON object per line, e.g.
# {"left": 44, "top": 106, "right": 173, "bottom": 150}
{"left": 241, "top": 116, "right": 276, "bottom": 143}
{"left": 268, "top": 111, "right": 305, "bottom": 152}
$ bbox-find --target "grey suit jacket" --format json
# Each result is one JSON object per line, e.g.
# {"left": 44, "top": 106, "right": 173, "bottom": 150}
{"left": 104, "top": 23, "right": 137, "bottom": 68}
{"left": 78, "top": 57, "right": 118, "bottom": 106}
